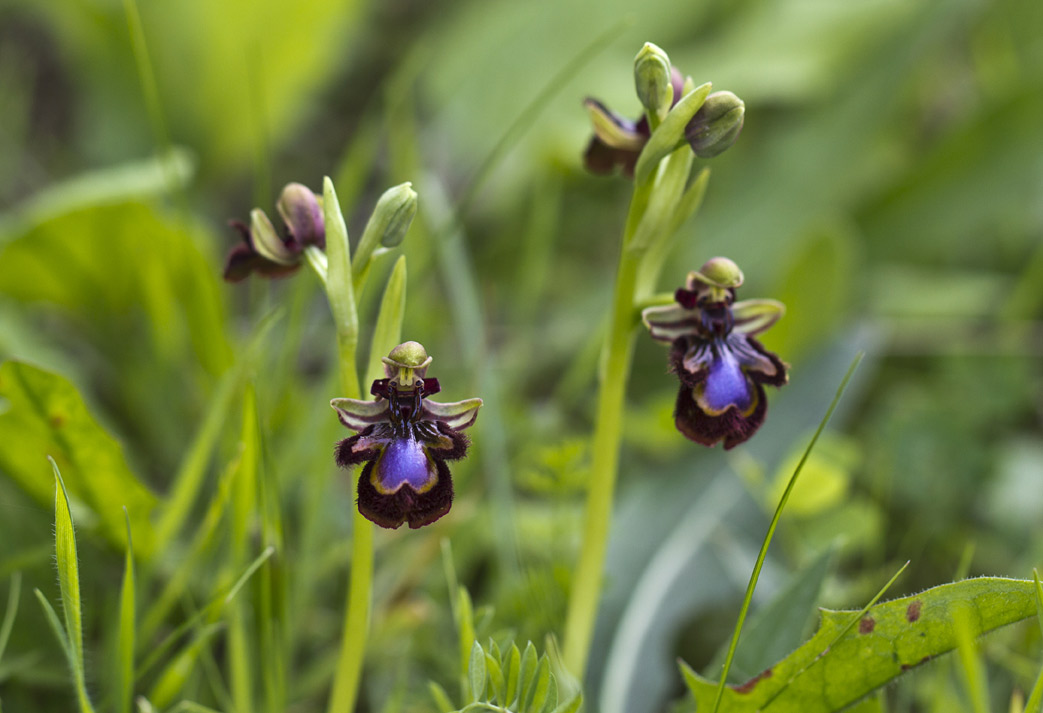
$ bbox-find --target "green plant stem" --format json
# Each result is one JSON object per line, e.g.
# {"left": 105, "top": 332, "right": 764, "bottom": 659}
{"left": 562, "top": 243, "right": 644, "bottom": 679}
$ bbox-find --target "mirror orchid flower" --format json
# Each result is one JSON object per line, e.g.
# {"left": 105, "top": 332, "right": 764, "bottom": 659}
{"left": 331, "top": 342, "right": 482, "bottom": 529}
{"left": 642, "top": 258, "right": 788, "bottom": 449}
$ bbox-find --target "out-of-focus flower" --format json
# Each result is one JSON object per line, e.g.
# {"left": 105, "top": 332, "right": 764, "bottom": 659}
{"left": 582, "top": 68, "right": 685, "bottom": 178}
{"left": 583, "top": 48, "right": 746, "bottom": 179}
{"left": 223, "top": 182, "right": 325, "bottom": 282}
{"left": 331, "top": 342, "right": 482, "bottom": 529}
{"left": 642, "top": 258, "right": 787, "bottom": 449}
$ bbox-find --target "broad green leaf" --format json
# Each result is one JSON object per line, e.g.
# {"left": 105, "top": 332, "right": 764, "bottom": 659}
{"left": 485, "top": 652, "right": 505, "bottom": 704}
{"left": 518, "top": 642, "right": 538, "bottom": 706}
{"left": 523, "top": 656, "right": 551, "bottom": 713}
{"left": 0, "top": 201, "right": 231, "bottom": 378}
{"left": 118, "top": 511, "right": 136, "bottom": 713}
{"left": 0, "top": 361, "right": 157, "bottom": 555}
{"left": 681, "top": 577, "right": 1039, "bottom": 713}
{"left": 468, "top": 641, "right": 486, "bottom": 703}
{"left": 504, "top": 644, "right": 522, "bottom": 707}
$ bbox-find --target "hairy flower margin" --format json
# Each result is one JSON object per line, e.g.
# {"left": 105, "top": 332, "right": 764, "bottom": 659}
{"left": 642, "top": 258, "right": 788, "bottom": 449}
{"left": 331, "top": 342, "right": 482, "bottom": 529}
{"left": 223, "top": 182, "right": 325, "bottom": 281}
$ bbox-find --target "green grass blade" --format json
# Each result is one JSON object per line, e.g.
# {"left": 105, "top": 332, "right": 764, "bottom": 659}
{"left": 0, "top": 572, "right": 21, "bottom": 665}
{"left": 953, "top": 603, "right": 989, "bottom": 713}
{"left": 454, "top": 16, "right": 630, "bottom": 219}
{"left": 50, "top": 458, "right": 96, "bottom": 713}
{"left": 119, "top": 510, "right": 136, "bottom": 713}
{"left": 137, "top": 546, "right": 274, "bottom": 682}
{"left": 33, "top": 588, "right": 72, "bottom": 661}
{"left": 148, "top": 623, "right": 225, "bottom": 710}
{"left": 364, "top": 255, "right": 407, "bottom": 385}
{"left": 153, "top": 367, "right": 239, "bottom": 549}
{"left": 120, "top": 0, "right": 172, "bottom": 164}
{"left": 710, "top": 353, "right": 864, "bottom": 713}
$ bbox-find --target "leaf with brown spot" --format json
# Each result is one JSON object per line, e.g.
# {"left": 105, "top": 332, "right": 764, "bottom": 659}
{"left": 679, "top": 577, "right": 1037, "bottom": 712}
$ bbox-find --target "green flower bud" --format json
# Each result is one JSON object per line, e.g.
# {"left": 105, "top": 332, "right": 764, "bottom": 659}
{"left": 685, "top": 91, "right": 745, "bottom": 158}
{"left": 249, "top": 208, "right": 296, "bottom": 265}
{"left": 374, "top": 182, "right": 418, "bottom": 248}
{"left": 634, "top": 42, "right": 674, "bottom": 122}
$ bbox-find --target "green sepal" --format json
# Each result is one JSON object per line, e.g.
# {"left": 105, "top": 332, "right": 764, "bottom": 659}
{"left": 249, "top": 209, "right": 295, "bottom": 265}
{"left": 732, "top": 299, "right": 786, "bottom": 335}
{"left": 641, "top": 303, "right": 698, "bottom": 344}
{"left": 330, "top": 397, "right": 389, "bottom": 431}
{"left": 584, "top": 99, "right": 644, "bottom": 150}
{"left": 422, "top": 398, "right": 483, "bottom": 431}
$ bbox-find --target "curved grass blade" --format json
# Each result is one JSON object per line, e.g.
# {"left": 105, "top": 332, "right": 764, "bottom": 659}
{"left": 709, "top": 353, "right": 864, "bottom": 713}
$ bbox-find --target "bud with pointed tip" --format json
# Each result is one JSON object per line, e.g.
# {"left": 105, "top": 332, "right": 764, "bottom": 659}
{"left": 685, "top": 91, "right": 745, "bottom": 158}
{"left": 634, "top": 42, "right": 674, "bottom": 122}
{"left": 374, "top": 183, "right": 418, "bottom": 248}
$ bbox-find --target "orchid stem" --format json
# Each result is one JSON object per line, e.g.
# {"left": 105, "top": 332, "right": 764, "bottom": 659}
{"left": 562, "top": 176, "right": 652, "bottom": 679}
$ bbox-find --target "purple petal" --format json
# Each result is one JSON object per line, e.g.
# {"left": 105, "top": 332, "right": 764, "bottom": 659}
{"left": 699, "top": 346, "right": 754, "bottom": 414}
{"left": 373, "top": 437, "right": 437, "bottom": 494}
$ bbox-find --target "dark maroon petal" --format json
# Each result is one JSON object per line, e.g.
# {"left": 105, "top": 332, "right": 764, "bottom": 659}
{"left": 370, "top": 379, "right": 391, "bottom": 398}
{"left": 421, "top": 378, "right": 441, "bottom": 397}
{"left": 746, "top": 337, "right": 789, "bottom": 387}
{"left": 427, "top": 422, "right": 470, "bottom": 460}
{"left": 673, "top": 382, "right": 767, "bottom": 450}
{"left": 222, "top": 244, "right": 301, "bottom": 282}
{"left": 669, "top": 339, "right": 708, "bottom": 389}
{"left": 584, "top": 137, "right": 633, "bottom": 176}
{"left": 335, "top": 431, "right": 380, "bottom": 467}
{"left": 223, "top": 219, "right": 301, "bottom": 282}
{"left": 355, "top": 458, "right": 454, "bottom": 530}
{"left": 675, "top": 288, "right": 699, "bottom": 309}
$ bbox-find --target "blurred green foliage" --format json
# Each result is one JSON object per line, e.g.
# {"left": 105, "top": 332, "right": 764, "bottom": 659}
{"left": 0, "top": 0, "right": 1041, "bottom": 710}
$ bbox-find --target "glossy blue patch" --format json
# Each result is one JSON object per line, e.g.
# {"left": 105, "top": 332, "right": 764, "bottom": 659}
{"left": 702, "top": 344, "right": 752, "bottom": 413}
{"left": 374, "top": 436, "right": 435, "bottom": 493}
